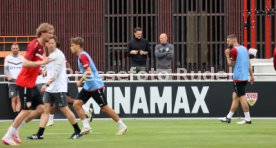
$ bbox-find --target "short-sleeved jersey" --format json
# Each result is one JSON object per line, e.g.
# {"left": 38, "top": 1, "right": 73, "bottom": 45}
{"left": 45, "top": 49, "right": 67, "bottom": 93}
{"left": 16, "top": 39, "right": 45, "bottom": 88}
{"left": 4, "top": 54, "right": 24, "bottom": 79}
{"left": 78, "top": 51, "right": 104, "bottom": 91}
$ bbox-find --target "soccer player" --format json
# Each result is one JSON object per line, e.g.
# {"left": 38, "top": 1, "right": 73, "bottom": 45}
{"left": 219, "top": 34, "right": 254, "bottom": 124}
{"left": 27, "top": 36, "right": 83, "bottom": 140}
{"left": 46, "top": 61, "right": 94, "bottom": 127}
{"left": 4, "top": 43, "right": 24, "bottom": 118}
{"left": 70, "top": 37, "right": 128, "bottom": 135}
{"left": 2, "top": 23, "right": 54, "bottom": 146}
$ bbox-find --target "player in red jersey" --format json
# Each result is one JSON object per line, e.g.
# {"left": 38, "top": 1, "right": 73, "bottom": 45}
{"left": 2, "top": 23, "right": 54, "bottom": 146}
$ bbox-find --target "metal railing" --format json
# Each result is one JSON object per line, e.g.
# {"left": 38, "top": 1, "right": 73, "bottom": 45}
{"left": 0, "top": 73, "right": 276, "bottom": 83}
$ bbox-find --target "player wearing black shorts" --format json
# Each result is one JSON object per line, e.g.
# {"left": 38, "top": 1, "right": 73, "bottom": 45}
{"left": 2, "top": 23, "right": 54, "bottom": 146}
{"left": 219, "top": 34, "right": 254, "bottom": 124}
{"left": 70, "top": 37, "right": 127, "bottom": 135}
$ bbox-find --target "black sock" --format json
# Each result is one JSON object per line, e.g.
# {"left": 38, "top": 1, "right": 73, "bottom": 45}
{"left": 37, "top": 127, "right": 45, "bottom": 136}
{"left": 14, "top": 112, "right": 18, "bottom": 118}
{"left": 72, "top": 123, "right": 81, "bottom": 133}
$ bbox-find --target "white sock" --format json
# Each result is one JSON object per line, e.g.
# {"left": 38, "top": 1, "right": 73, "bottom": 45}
{"left": 227, "top": 111, "right": 234, "bottom": 119}
{"left": 18, "top": 121, "right": 26, "bottom": 130}
{"left": 82, "top": 119, "right": 91, "bottom": 129}
{"left": 3, "top": 127, "right": 16, "bottom": 139}
{"left": 244, "top": 112, "right": 251, "bottom": 121}
{"left": 117, "top": 119, "right": 126, "bottom": 129}
{"left": 49, "top": 114, "right": 54, "bottom": 122}
{"left": 82, "top": 105, "right": 89, "bottom": 113}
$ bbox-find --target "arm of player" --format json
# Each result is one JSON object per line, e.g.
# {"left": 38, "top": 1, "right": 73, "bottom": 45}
{"left": 249, "top": 61, "right": 254, "bottom": 85}
{"left": 48, "top": 57, "right": 63, "bottom": 85}
{"left": 76, "top": 67, "right": 93, "bottom": 87}
{"left": 22, "top": 57, "right": 51, "bottom": 67}
{"left": 4, "top": 58, "right": 13, "bottom": 81}
{"left": 76, "top": 54, "right": 94, "bottom": 87}
{"left": 225, "top": 49, "right": 235, "bottom": 67}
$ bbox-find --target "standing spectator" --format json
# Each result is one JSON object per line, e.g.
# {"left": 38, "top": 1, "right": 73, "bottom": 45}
{"left": 128, "top": 27, "right": 150, "bottom": 77}
{"left": 4, "top": 43, "right": 24, "bottom": 118}
{"left": 155, "top": 33, "right": 174, "bottom": 76}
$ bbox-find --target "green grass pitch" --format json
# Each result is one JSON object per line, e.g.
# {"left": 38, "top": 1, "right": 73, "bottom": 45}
{"left": 1, "top": 119, "right": 276, "bottom": 148}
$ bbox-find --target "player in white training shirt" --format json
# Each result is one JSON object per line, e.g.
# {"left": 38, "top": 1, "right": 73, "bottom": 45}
{"left": 4, "top": 43, "right": 24, "bottom": 118}
{"left": 27, "top": 36, "right": 83, "bottom": 140}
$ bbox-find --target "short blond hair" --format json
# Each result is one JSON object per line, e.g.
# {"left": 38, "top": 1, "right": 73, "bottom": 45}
{"left": 36, "top": 23, "right": 54, "bottom": 37}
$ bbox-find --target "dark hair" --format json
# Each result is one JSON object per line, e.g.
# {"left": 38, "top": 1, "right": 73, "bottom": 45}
{"left": 227, "top": 34, "right": 237, "bottom": 39}
{"left": 11, "top": 43, "right": 19, "bottom": 50}
{"left": 70, "top": 37, "right": 84, "bottom": 48}
{"left": 49, "top": 36, "right": 60, "bottom": 48}
{"left": 134, "top": 27, "right": 142, "bottom": 33}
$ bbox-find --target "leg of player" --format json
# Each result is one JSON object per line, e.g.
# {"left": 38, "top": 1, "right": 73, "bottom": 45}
{"left": 101, "top": 105, "right": 127, "bottom": 135}
{"left": 219, "top": 92, "right": 239, "bottom": 123}
{"left": 237, "top": 95, "right": 251, "bottom": 124}
{"left": 13, "top": 104, "right": 44, "bottom": 144}
{"left": 15, "top": 96, "right": 21, "bottom": 115}
{"left": 26, "top": 104, "right": 51, "bottom": 140}
{"left": 2, "top": 110, "right": 31, "bottom": 146}
{"left": 67, "top": 95, "right": 75, "bottom": 104}
{"left": 25, "top": 104, "right": 44, "bottom": 123}
{"left": 27, "top": 108, "right": 48, "bottom": 140}
{"left": 73, "top": 100, "right": 92, "bottom": 135}
{"left": 46, "top": 104, "right": 56, "bottom": 127}
{"left": 59, "top": 106, "right": 83, "bottom": 139}
{"left": 11, "top": 96, "right": 17, "bottom": 117}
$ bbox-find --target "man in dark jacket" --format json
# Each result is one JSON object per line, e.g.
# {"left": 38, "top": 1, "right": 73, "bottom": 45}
{"left": 155, "top": 33, "right": 174, "bottom": 79}
{"left": 128, "top": 27, "right": 150, "bottom": 77}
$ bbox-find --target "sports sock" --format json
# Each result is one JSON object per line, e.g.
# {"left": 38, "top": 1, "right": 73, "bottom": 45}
{"left": 117, "top": 119, "right": 126, "bottom": 129}
{"left": 3, "top": 126, "right": 16, "bottom": 139}
{"left": 226, "top": 111, "right": 234, "bottom": 119}
{"left": 48, "top": 114, "right": 54, "bottom": 122}
{"left": 14, "top": 112, "right": 19, "bottom": 118}
{"left": 82, "top": 119, "right": 91, "bottom": 129}
{"left": 37, "top": 127, "right": 45, "bottom": 136}
{"left": 244, "top": 112, "right": 251, "bottom": 121}
{"left": 72, "top": 123, "right": 81, "bottom": 133}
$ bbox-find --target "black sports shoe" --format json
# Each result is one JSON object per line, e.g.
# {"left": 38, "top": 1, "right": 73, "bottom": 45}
{"left": 70, "top": 132, "right": 83, "bottom": 139}
{"left": 26, "top": 134, "right": 44, "bottom": 140}
{"left": 219, "top": 117, "right": 231, "bottom": 123}
{"left": 89, "top": 103, "right": 94, "bottom": 123}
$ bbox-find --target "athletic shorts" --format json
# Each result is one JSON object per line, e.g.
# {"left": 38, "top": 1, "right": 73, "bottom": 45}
{"left": 77, "top": 88, "right": 107, "bottom": 108}
{"left": 233, "top": 81, "right": 248, "bottom": 97}
{"left": 8, "top": 84, "right": 19, "bottom": 98}
{"left": 66, "top": 82, "right": 73, "bottom": 97}
{"left": 43, "top": 92, "right": 68, "bottom": 108}
{"left": 17, "top": 85, "right": 43, "bottom": 110}
{"left": 36, "top": 83, "right": 46, "bottom": 96}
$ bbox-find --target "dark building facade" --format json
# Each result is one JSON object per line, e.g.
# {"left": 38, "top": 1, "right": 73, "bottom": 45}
{"left": 0, "top": 0, "right": 275, "bottom": 73}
